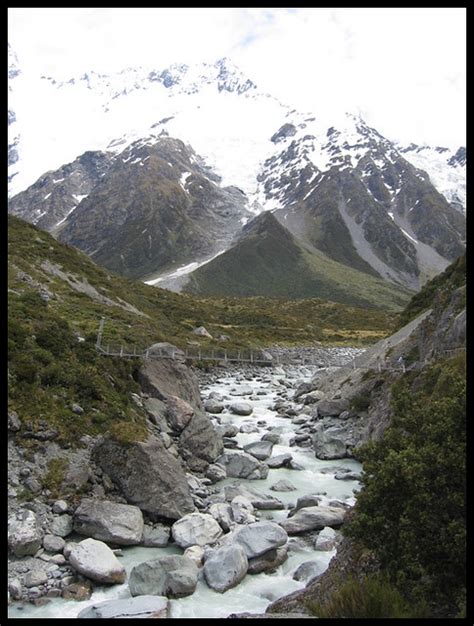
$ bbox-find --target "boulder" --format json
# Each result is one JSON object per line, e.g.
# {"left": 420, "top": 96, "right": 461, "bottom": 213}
{"left": 279, "top": 506, "right": 346, "bottom": 534}
{"left": 204, "top": 399, "right": 225, "bottom": 414}
{"left": 243, "top": 440, "right": 274, "bottom": 461}
{"left": 144, "top": 397, "right": 169, "bottom": 432}
{"left": 335, "top": 470, "right": 362, "bottom": 481}
{"left": 192, "top": 326, "right": 212, "bottom": 338}
{"left": 52, "top": 500, "right": 69, "bottom": 514}
{"left": 8, "top": 509, "right": 43, "bottom": 556}
{"left": 316, "top": 398, "right": 350, "bottom": 417}
{"left": 303, "top": 391, "right": 325, "bottom": 405}
{"left": 129, "top": 556, "right": 198, "bottom": 598}
{"left": 230, "top": 402, "right": 253, "bottom": 416}
{"left": 50, "top": 514, "right": 73, "bottom": 538}
{"left": 247, "top": 545, "right": 288, "bottom": 574}
{"left": 270, "top": 479, "right": 297, "bottom": 492}
{"left": 217, "top": 451, "right": 268, "bottom": 480}
{"left": 312, "top": 426, "right": 348, "bottom": 460}
{"left": 293, "top": 382, "right": 315, "bottom": 400}
{"left": 224, "top": 484, "right": 284, "bottom": 510}
{"left": 205, "top": 463, "right": 227, "bottom": 484}
{"left": 43, "top": 534, "right": 66, "bottom": 553}
{"left": 203, "top": 543, "right": 248, "bottom": 593}
{"left": 74, "top": 499, "right": 144, "bottom": 545}
{"left": 69, "top": 538, "right": 126, "bottom": 584}
{"left": 24, "top": 570, "right": 48, "bottom": 588}
{"left": 9, "top": 579, "right": 22, "bottom": 600}
{"left": 171, "top": 512, "right": 223, "bottom": 548}
{"left": 92, "top": 435, "right": 194, "bottom": 520}
{"left": 183, "top": 545, "right": 205, "bottom": 567}
{"left": 231, "top": 496, "right": 256, "bottom": 525}
{"left": 314, "top": 526, "right": 340, "bottom": 551}
{"left": 233, "top": 521, "right": 288, "bottom": 559}
{"left": 77, "top": 595, "right": 169, "bottom": 619}
{"left": 142, "top": 524, "right": 170, "bottom": 547}
{"left": 288, "top": 494, "right": 322, "bottom": 517}
{"left": 209, "top": 503, "right": 234, "bottom": 532}
{"left": 179, "top": 410, "right": 224, "bottom": 472}
{"left": 267, "top": 453, "right": 293, "bottom": 469}
{"left": 166, "top": 396, "right": 194, "bottom": 432}
{"left": 62, "top": 581, "right": 92, "bottom": 601}
{"left": 292, "top": 559, "right": 325, "bottom": 583}
{"left": 262, "top": 432, "right": 280, "bottom": 444}
{"left": 137, "top": 357, "right": 202, "bottom": 411}
{"left": 8, "top": 410, "right": 22, "bottom": 432}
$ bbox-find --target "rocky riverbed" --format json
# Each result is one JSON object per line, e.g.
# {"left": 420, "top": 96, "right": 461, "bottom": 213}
{"left": 8, "top": 347, "right": 364, "bottom": 619}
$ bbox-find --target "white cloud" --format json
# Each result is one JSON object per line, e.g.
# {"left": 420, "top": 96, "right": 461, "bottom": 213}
{"left": 8, "top": 7, "right": 465, "bottom": 147}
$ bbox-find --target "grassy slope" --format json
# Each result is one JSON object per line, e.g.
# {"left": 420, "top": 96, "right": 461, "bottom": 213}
{"left": 394, "top": 253, "right": 466, "bottom": 329}
{"left": 184, "top": 212, "right": 413, "bottom": 311}
{"left": 8, "top": 214, "right": 399, "bottom": 452}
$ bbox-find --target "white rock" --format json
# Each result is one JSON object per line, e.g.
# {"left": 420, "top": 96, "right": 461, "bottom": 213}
{"left": 171, "top": 512, "right": 223, "bottom": 549}
{"left": 203, "top": 543, "right": 248, "bottom": 593}
{"left": 68, "top": 538, "right": 126, "bottom": 583}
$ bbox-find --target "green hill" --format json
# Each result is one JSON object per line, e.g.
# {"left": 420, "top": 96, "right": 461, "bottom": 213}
{"left": 184, "top": 212, "right": 413, "bottom": 311}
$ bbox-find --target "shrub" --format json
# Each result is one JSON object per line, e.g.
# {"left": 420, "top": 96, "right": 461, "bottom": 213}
{"left": 345, "top": 356, "right": 466, "bottom": 616}
{"left": 44, "top": 458, "right": 69, "bottom": 497}
{"left": 307, "top": 574, "right": 422, "bottom": 618}
{"left": 350, "top": 391, "right": 371, "bottom": 412}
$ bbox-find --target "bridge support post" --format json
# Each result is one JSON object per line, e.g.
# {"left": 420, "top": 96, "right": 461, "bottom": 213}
{"left": 120, "top": 345, "right": 123, "bottom": 357}
{"left": 224, "top": 350, "right": 227, "bottom": 363}
{"left": 96, "top": 317, "right": 105, "bottom": 349}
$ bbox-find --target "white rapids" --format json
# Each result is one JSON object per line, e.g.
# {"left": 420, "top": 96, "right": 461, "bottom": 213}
{"left": 8, "top": 361, "right": 362, "bottom": 619}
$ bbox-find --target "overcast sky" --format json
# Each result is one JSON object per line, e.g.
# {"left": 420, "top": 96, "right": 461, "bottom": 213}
{"left": 8, "top": 7, "right": 466, "bottom": 148}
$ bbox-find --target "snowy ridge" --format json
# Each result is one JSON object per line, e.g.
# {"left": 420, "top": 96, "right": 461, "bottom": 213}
{"left": 397, "top": 143, "right": 466, "bottom": 212}
{"left": 9, "top": 48, "right": 465, "bottom": 217}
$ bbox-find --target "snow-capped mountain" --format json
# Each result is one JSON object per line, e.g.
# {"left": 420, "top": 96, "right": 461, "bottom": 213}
{"left": 8, "top": 49, "right": 466, "bottom": 297}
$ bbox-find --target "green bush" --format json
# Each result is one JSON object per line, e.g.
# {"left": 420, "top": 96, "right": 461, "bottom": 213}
{"left": 44, "top": 458, "right": 69, "bottom": 497}
{"left": 308, "top": 574, "right": 423, "bottom": 618}
{"left": 350, "top": 391, "right": 371, "bottom": 412}
{"left": 345, "top": 356, "right": 466, "bottom": 616}
{"left": 11, "top": 353, "right": 38, "bottom": 384}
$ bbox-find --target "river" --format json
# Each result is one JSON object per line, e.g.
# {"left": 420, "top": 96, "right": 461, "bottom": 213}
{"left": 8, "top": 359, "right": 362, "bottom": 619}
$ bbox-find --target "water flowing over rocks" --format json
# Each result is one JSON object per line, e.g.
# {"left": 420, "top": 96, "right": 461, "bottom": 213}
{"left": 8, "top": 347, "right": 365, "bottom": 619}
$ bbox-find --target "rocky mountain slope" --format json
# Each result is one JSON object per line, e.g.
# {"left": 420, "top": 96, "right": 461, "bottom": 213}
{"left": 183, "top": 211, "right": 412, "bottom": 310}
{"left": 9, "top": 136, "right": 251, "bottom": 279}
{"left": 8, "top": 51, "right": 465, "bottom": 295}
{"left": 261, "top": 113, "right": 465, "bottom": 290}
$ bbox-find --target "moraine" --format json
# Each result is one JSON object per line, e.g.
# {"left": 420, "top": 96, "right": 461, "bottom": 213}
{"left": 8, "top": 350, "right": 362, "bottom": 619}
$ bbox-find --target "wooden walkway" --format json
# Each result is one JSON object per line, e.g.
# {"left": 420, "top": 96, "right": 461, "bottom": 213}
{"left": 94, "top": 319, "right": 465, "bottom": 370}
